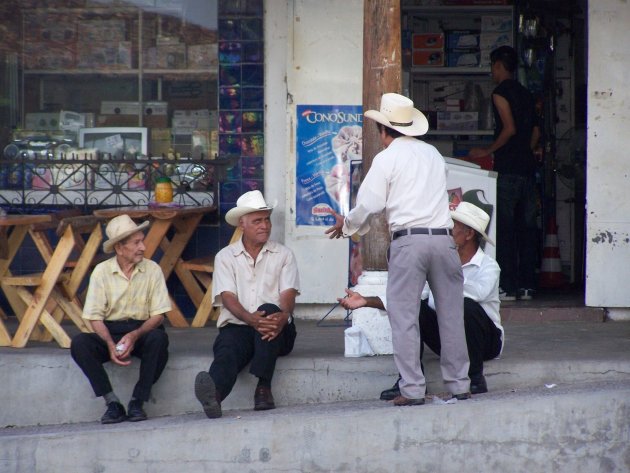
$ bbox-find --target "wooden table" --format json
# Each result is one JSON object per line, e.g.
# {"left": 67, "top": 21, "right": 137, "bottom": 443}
{"left": 0, "top": 214, "right": 53, "bottom": 345}
{"left": 1, "top": 214, "right": 102, "bottom": 348}
{"left": 93, "top": 205, "right": 216, "bottom": 327}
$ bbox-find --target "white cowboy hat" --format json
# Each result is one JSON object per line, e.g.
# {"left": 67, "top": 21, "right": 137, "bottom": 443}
{"left": 364, "top": 93, "right": 429, "bottom": 136}
{"left": 103, "top": 214, "right": 150, "bottom": 253}
{"left": 225, "top": 190, "right": 275, "bottom": 226}
{"left": 451, "top": 201, "right": 494, "bottom": 246}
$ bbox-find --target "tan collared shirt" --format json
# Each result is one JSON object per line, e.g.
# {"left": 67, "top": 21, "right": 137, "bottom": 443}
{"left": 82, "top": 257, "right": 172, "bottom": 322}
{"left": 212, "top": 239, "right": 300, "bottom": 328}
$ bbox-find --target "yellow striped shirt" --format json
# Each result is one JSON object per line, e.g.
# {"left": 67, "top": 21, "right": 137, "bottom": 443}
{"left": 82, "top": 257, "right": 172, "bottom": 322}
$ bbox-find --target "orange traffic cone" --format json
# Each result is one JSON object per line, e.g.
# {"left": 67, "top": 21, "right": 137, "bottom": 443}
{"left": 539, "top": 217, "right": 565, "bottom": 288}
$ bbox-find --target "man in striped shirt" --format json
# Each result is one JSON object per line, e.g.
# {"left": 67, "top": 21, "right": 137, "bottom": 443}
{"left": 71, "top": 214, "right": 171, "bottom": 424}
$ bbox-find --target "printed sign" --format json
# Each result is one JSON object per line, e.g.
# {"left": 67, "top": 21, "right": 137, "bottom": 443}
{"left": 295, "top": 105, "right": 362, "bottom": 226}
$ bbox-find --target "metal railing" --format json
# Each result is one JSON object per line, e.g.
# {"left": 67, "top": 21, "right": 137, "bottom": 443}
{"left": 0, "top": 153, "right": 238, "bottom": 212}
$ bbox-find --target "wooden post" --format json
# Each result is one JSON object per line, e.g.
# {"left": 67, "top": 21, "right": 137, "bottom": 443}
{"left": 361, "top": 0, "right": 402, "bottom": 270}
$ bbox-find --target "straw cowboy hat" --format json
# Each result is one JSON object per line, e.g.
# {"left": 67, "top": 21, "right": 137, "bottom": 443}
{"left": 225, "top": 190, "right": 275, "bottom": 226}
{"left": 451, "top": 201, "right": 494, "bottom": 246}
{"left": 364, "top": 92, "right": 429, "bottom": 136}
{"left": 103, "top": 214, "right": 150, "bottom": 253}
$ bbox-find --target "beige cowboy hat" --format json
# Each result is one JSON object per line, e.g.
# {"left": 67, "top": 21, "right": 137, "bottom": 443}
{"left": 225, "top": 190, "right": 275, "bottom": 227}
{"left": 451, "top": 201, "right": 494, "bottom": 246}
{"left": 103, "top": 214, "right": 150, "bottom": 253}
{"left": 364, "top": 92, "right": 429, "bottom": 136}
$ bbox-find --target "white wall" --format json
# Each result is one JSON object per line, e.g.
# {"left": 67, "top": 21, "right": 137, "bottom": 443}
{"left": 586, "top": 0, "right": 630, "bottom": 314}
{"left": 265, "top": 0, "right": 364, "bottom": 309}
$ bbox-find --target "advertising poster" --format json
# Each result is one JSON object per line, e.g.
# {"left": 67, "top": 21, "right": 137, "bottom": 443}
{"left": 296, "top": 105, "right": 362, "bottom": 226}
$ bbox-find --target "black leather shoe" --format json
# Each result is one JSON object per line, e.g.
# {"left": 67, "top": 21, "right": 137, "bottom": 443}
{"left": 127, "top": 399, "right": 148, "bottom": 422}
{"left": 254, "top": 385, "right": 276, "bottom": 411}
{"left": 195, "top": 371, "right": 222, "bottom": 419}
{"left": 453, "top": 392, "right": 472, "bottom": 401}
{"left": 101, "top": 401, "right": 127, "bottom": 424}
{"left": 380, "top": 378, "right": 401, "bottom": 401}
{"left": 470, "top": 375, "right": 488, "bottom": 394}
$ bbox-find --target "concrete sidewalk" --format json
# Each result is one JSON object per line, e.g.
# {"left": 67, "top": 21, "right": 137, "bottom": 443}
{"left": 1, "top": 316, "right": 629, "bottom": 428}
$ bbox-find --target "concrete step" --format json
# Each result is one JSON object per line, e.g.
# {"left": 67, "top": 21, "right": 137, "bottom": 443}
{"left": 2, "top": 320, "right": 629, "bottom": 428}
{"left": 1, "top": 379, "right": 629, "bottom": 473}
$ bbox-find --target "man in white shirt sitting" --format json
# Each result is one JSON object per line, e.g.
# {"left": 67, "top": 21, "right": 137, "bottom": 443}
{"left": 339, "top": 202, "right": 504, "bottom": 397}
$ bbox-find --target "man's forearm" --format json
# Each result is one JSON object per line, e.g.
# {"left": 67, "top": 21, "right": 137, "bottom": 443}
{"left": 89, "top": 320, "right": 115, "bottom": 347}
{"left": 364, "top": 296, "right": 385, "bottom": 311}
{"left": 133, "top": 314, "right": 164, "bottom": 338}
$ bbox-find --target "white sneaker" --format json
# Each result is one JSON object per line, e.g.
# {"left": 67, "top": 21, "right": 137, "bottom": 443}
{"left": 499, "top": 288, "right": 517, "bottom": 301}
{"left": 519, "top": 288, "right": 534, "bottom": 300}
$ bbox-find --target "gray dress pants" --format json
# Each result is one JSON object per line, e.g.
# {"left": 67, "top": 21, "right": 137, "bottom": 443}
{"left": 386, "top": 232, "right": 470, "bottom": 398}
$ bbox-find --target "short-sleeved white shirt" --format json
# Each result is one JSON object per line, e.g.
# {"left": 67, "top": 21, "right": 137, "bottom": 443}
{"left": 342, "top": 136, "right": 453, "bottom": 236}
{"left": 212, "top": 239, "right": 300, "bottom": 328}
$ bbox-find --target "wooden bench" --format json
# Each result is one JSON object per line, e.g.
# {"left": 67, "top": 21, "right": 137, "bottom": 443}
{"left": 180, "top": 227, "right": 242, "bottom": 327}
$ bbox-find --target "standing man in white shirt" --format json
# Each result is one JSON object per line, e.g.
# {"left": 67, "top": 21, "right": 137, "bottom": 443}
{"left": 338, "top": 202, "right": 504, "bottom": 398}
{"left": 194, "top": 190, "right": 300, "bottom": 419}
{"left": 326, "top": 93, "right": 470, "bottom": 405}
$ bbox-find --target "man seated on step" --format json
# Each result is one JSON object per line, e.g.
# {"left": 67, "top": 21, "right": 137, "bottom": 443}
{"left": 339, "top": 202, "right": 504, "bottom": 397}
{"left": 71, "top": 214, "right": 171, "bottom": 424}
{"left": 194, "top": 190, "right": 300, "bottom": 419}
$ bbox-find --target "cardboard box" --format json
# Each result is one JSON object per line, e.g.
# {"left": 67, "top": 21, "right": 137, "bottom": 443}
{"left": 78, "top": 19, "right": 126, "bottom": 42}
{"left": 412, "top": 33, "right": 444, "bottom": 49}
{"left": 446, "top": 49, "right": 481, "bottom": 67}
{"left": 150, "top": 128, "right": 172, "bottom": 158}
{"left": 187, "top": 44, "right": 218, "bottom": 68}
{"left": 172, "top": 109, "right": 214, "bottom": 133}
{"left": 446, "top": 30, "right": 480, "bottom": 49}
{"left": 452, "top": 151, "right": 494, "bottom": 170}
{"left": 156, "top": 43, "right": 186, "bottom": 68}
{"left": 101, "top": 101, "right": 168, "bottom": 116}
{"left": 76, "top": 41, "right": 132, "bottom": 69}
{"left": 481, "top": 15, "right": 513, "bottom": 32}
{"left": 97, "top": 114, "right": 168, "bottom": 128}
{"left": 480, "top": 32, "right": 512, "bottom": 51}
{"left": 24, "top": 42, "right": 74, "bottom": 69}
{"left": 412, "top": 50, "right": 444, "bottom": 67}
{"left": 437, "top": 111, "right": 479, "bottom": 131}
{"left": 25, "top": 113, "right": 60, "bottom": 131}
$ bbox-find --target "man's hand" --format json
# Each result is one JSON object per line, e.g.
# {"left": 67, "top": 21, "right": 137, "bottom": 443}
{"left": 112, "top": 331, "right": 138, "bottom": 363}
{"left": 108, "top": 340, "right": 133, "bottom": 366}
{"left": 325, "top": 210, "right": 345, "bottom": 239}
{"left": 253, "top": 310, "right": 289, "bottom": 341}
{"left": 468, "top": 147, "right": 490, "bottom": 158}
{"left": 338, "top": 288, "right": 367, "bottom": 310}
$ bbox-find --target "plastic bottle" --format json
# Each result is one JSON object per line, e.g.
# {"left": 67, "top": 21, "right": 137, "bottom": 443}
{"left": 155, "top": 177, "right": 173, "bottom": 203}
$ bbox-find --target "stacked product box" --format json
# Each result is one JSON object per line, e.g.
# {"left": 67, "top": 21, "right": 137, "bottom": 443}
{"left": 480, "top": 15, "right": 513, "bottom": 66}
{"left": 97, "top": 101, "right": 168, "bottom": 128}
{"left": 23, "top": 12, "right": 76, "bottom": 70}
{"left": 445, "top": 29, "right": 480, "bottom": 67}
{"left": 76, "top": 19, "right": 132, "bottom": 70}
{"left": 411, "top": 33, "right": 444, "bottom": 67}
{"left": 171, "top": 110, "right": 218, "bottom": 158}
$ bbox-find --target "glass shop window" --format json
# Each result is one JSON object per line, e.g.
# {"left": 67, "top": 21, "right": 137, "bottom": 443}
{"left": 0, "top": 0, "right": 219, "bottom": 161}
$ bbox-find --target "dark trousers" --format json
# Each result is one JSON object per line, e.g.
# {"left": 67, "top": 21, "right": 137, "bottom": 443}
{"left": 496, "top": 174, "right": 538, "bottom": 293}
{"left": 70, "top": 320, "right": 169, "bottom": 402}
{"left": 419, "top": 298, "right": 502, "bottom": 380}
{"left": 208, "top": 319, "right": 296, "bottom": 401}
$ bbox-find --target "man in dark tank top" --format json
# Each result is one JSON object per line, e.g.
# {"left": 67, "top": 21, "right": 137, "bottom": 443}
{"left": 469, "top": 45, "right": 540, "bottom": 302}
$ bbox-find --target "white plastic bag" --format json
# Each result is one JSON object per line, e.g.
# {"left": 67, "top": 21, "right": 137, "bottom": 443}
{"left": 344, "top": 326, "right": 375, "bottom": 357}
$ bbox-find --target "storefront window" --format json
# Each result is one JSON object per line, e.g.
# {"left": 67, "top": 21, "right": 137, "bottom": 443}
{"left": 0, "top": 0, "right": 224, "bottom": 208}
